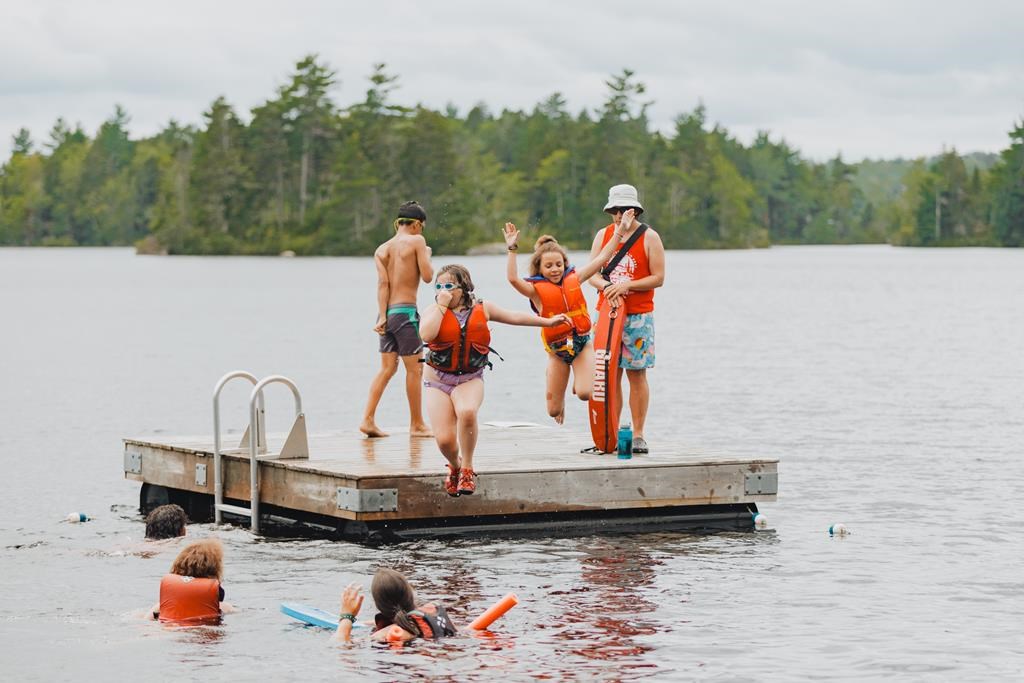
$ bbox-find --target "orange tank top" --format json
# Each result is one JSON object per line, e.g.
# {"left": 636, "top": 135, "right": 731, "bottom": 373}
{"left": 596, "top": 224, "right": 655, "bottom": 314}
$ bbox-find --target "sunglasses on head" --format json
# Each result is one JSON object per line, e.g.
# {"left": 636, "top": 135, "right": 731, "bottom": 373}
{"left": 435, "top": 282, "right": 461, "bottom": 291}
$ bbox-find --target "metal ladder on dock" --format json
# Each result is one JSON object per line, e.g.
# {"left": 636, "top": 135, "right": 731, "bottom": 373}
{"left": 212, "top": 371, "right": 309, "bottom": 533}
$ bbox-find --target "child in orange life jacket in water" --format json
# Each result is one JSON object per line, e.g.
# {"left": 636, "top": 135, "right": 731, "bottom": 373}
{"left": 151, "top": 538, "right": 235, "bottom": 623}
{"left": 420, "top": 264, "right": 568, "bottom": 496}
{"left": 503, "top": 215, "right": 631, "bottom": 423}
{"left": 333, "top": 568, "right": 457, "bottom": 644}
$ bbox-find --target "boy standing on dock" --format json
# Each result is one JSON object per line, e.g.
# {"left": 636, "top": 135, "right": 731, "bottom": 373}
{"left": 360, "top": 201, "right": 435, "bottom": 438}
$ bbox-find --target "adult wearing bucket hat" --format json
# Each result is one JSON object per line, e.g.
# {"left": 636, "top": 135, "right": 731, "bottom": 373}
{"left": 587, "top": 184, "right": 665, "bottom": 453}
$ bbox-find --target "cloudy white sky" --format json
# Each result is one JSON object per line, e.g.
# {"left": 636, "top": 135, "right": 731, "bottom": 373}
{"left": 2, "top": 0, "right": 1022, "bottom": 162}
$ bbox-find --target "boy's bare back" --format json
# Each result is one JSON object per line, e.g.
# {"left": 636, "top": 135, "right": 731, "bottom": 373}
{"left": 375, "top": 232, "right": 432, "bottom": 305}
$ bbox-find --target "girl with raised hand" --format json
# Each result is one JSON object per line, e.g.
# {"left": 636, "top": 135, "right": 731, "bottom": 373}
{"left": 502, "top": 212, "right": 632, "bottom": 423}
{"left": 333, "top": 568, "right": 457, "bottom": 644}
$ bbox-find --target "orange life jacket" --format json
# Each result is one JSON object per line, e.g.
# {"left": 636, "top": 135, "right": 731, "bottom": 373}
{"left": 425, "top": 304, "right": 492, "bottom": 374}
{"left": 526, "top": 269, "right": 592, "bottom": 352}
{"left": 374, "top": 603, "right": 457, "bottom": 640}
{"left": 158, "top": 574, "right": 221, "bottom": 623}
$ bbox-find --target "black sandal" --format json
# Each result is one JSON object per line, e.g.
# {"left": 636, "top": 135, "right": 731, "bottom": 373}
{"left": 580, "top": 446, "right": 606, "bottom": 455}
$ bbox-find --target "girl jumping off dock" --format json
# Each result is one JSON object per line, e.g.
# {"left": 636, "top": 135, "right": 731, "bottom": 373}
{"left": 420, "top": 264, "right": 567, "bottom": 496}
{"left": 502, "top": 213, "right": 631, "bottom": 423}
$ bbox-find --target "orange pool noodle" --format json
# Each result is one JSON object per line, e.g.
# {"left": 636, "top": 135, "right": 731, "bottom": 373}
{"left": 468, "top": 593, "right": 518, "bottom": 630}
{"left": 385, "top": 624, "right": 406, "bottom": 642}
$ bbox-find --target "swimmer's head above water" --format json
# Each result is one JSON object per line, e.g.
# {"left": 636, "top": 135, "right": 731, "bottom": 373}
{"left": 145, "top": 504, "right": 187, "bottom": 540}
{"left": 170, "top": 538, "right": 224, "bottom": 580}
{"left": 371, "top": 567, "right": 420, "bottom": 634}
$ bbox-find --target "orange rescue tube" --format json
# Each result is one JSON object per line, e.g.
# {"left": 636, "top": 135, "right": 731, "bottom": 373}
{"left": 469, "top": 593, "right": 519, "bottom": 630}
{"left": 588, "top": 299, "right": 626, "bottom": 452}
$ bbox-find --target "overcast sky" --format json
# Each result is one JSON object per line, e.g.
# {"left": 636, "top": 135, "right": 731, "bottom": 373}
{"left": 2, "top": 0, "right": 1022, "bottom": 162}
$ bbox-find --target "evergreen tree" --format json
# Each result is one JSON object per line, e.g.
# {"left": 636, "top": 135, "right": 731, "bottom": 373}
{"left": 282, "top": 55, "right": 339, "bottom": 229}
{"left": 0, "top": 134, "right": 45, "bottom": 244}
{"left": 41, "top": 119, "right": 89, "bottom": 243}
{"left": 12, "top": 128, "right": 33, "bottom": 155}
{"left": 322, "top": 63, "right": 409, "bottom": 252}
{"left": 659, "top": 106, "right": 714, "bottom": 247}
{"left": 989, "top": 120, "right": 1024, "bottom": 246}
{"left": 149, "top": 121, "right": 195, "bottom": 253}
{"left": 189, "top": 97, "right": 247, "bottom": 238}
{"left": 77, "top": 105, "right": 137, "bottom": 244}
{"left": 931, "top": 150, "right": 971, "bottom": 240}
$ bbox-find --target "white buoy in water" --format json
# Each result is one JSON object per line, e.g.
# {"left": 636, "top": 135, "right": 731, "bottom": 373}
{"left": 752, "top": 513, "right": 768, "bottom": 530}
{"left": 66, "top": 512, "right": 89, "bottom": 523}
{"left": 828, "top": 523, "right": 849, "bottom": 537}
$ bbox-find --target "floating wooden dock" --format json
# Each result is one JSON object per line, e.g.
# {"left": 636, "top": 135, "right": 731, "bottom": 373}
{"left": 123, "top": 424, "right": 778, "bottom": 540}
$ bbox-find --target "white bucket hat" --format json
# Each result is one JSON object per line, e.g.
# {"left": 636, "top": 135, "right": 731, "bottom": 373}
{"left": 603, "top": 184, "right": 644, "bottom": 214}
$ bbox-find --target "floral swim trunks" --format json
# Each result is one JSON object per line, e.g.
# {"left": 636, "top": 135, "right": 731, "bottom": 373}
{"left": 620, "top": 312, "right": 655, "bottom": 370}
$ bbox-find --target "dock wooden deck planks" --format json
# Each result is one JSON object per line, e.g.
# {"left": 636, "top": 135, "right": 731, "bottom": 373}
{"left": 124, "top": 424, "right": 777, "bottom": 528}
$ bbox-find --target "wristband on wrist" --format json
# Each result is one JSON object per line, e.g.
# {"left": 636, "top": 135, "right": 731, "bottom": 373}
{"left": 508, "top": 244, "right": 518, "bottom": 251}
{"left": 339, "top": 613, "right": 356, "bottom": 623}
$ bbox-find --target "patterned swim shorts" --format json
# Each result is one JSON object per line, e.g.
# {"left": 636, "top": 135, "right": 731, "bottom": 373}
{"left": 548, "top": 332, "right": 591, "bottom": 365}
{"left": 620, "top": 312, "right": 655, "bottom": 370}
{"left": 379, "top": 304, "right": 422, "bottom": 356}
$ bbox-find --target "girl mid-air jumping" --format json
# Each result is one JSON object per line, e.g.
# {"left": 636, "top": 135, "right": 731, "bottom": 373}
{"left": 420, "top": 264, "right": 567, "bottom": 496}
{"left": 502, "top": 211, "right": 633, "bottom": 423}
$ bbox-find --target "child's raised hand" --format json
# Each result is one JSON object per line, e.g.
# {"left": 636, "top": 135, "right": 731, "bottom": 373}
{"left": 503, "top": 222, "right": 520, "bottom": 249}
{"left": 341, "top": 582, "right": 364, "bottom": 617}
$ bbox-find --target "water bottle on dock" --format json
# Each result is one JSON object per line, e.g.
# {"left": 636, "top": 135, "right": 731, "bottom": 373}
{"left": 617, "top": 424, "right": 633, "bottom": 459}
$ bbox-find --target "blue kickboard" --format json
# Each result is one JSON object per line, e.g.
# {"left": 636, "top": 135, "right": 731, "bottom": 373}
{"left": 281, "top": 602, "right": 364, "bottom": 630}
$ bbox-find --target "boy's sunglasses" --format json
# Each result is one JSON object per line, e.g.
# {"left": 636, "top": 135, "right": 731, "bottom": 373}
{"left": 435, "top": 282, "right": 461, "bottom": 291}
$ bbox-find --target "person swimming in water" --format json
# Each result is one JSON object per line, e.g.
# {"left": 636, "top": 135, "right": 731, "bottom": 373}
{"left": 502, "top": 216, "right": 630, "bottom": 423}
{"left": 144, "top": 503, "right": 187, "bottom": 540}
{"left": 151, "top": 538, "right": 235, "bottom": 623}
{"left": 333, "top": 567, "right": 457, "bottom": 643}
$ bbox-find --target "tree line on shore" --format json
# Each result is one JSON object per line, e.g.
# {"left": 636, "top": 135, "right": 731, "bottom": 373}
{"left": 1, "top": 55, "right": 1022, "bottom": 254}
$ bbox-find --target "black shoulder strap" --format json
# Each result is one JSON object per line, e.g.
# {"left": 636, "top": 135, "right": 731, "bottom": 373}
{"left": 601, "top": 223, "right": 648, "bottom": 281}
{"left": 432, "top": 605, "right": 457, "bottom": 637}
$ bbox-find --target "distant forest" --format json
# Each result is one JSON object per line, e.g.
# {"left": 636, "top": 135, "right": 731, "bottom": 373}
{"left": 2, "top": 55, "right": 1022, "bottom": 254}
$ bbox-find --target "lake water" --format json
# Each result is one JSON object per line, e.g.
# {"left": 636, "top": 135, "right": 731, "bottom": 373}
{"left": 1, "top": 246, "right": 1021, "bottom": 680}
